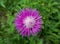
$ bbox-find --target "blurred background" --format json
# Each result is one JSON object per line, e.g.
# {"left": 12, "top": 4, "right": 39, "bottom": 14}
{"left": 0, "top": 0, "right": 60, "bottom": 44}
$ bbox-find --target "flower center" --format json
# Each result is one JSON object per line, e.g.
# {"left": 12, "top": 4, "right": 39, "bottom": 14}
{"left": 23, "top": 16, "right": 35, "bottom": 28}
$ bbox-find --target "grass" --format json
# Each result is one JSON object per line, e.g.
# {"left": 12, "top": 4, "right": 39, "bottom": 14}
{"left": 0, "top": 0, "right": 60, "bottom": 44}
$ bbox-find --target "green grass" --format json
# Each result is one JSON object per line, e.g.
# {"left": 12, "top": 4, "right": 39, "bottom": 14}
{"left": 0, "top": 0, "right": 60, "bottom": 44}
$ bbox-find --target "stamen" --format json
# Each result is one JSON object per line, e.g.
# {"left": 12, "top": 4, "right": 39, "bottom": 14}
{"left": 23, "top": 16, "right": 35, "bottom": 28}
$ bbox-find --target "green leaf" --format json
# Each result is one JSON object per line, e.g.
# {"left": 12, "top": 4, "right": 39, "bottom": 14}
{"left": 38, "top": 39, "right": 43, "bottom": 44}
{"left": 52, "top": 2, "right": 59, "bottom": 6}
{"left": 29, "top": 37, "right": 35, "bottom": 44}
{"left": 0, "top": 0, "right": 6, "bottom": 8}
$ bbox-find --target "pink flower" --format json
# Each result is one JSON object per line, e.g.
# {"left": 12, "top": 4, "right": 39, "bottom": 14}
{"left": 14, "top": 8, "right": 43, "bottom": 37}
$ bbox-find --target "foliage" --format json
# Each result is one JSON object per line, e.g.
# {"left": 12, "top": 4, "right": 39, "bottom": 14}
{"left": 0, "top": 0, "right": 60, "bottom": 44}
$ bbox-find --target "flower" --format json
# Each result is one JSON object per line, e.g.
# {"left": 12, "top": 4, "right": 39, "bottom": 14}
{"left": 14, "top": 8, "right": 43, "bottom": 37}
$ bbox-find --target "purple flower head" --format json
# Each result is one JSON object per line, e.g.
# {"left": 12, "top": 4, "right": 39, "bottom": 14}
{"left": 14, "top": 8, "right": 43, "bottom": 37}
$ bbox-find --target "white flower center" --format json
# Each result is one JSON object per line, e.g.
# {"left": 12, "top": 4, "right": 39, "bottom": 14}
{"left": 23, "top": 16, "right": 35, "bottom": 28}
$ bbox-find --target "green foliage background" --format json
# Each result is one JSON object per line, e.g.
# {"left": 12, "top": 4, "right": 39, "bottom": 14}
{"left": 0, "top": 0, "right": 60, "bottom": 44}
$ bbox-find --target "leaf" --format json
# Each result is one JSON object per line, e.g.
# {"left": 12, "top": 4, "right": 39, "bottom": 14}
{"left": 0, "top": 0, "right": 6, "bottom": 8}
{"left": 52, "top": 2, "right": 59, "bottom": 6}
{"left": 38, "top": 39, "right": 43, "bottom": 44}
{"left": 29, "top": 37, "right": 35, "bottom": 44}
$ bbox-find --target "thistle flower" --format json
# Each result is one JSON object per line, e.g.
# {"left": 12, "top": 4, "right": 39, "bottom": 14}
{"left": 14, "top": 8, "right": 43, "bottom": 37}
